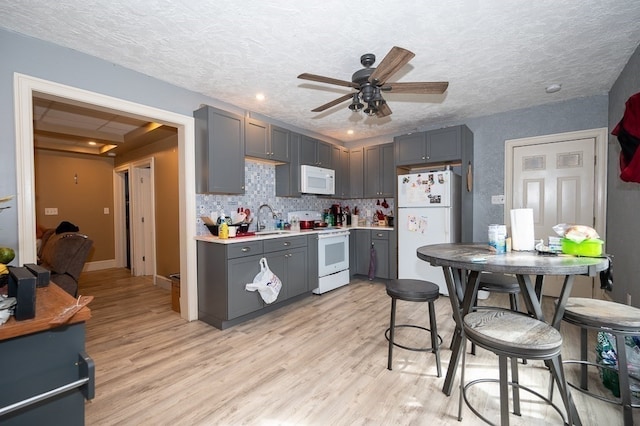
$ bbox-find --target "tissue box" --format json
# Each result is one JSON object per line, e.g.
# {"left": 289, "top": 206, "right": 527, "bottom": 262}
{"left": 561, "top": 238, "right": 603, "bottom": 257}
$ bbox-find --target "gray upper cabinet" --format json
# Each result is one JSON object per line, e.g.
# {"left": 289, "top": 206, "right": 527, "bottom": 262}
{"left": 194, "top": 105, "right": 245, "bottom": 194}
{"left": 275, "top": 132, "right": 301, "bottom": 197}
{"left": 332, "top": 146, "right": 350, "bottom": 199}
{"left": 364, "top": 143, "right": 394, "bottom": 198}
{"left": 395, "top": 125, "right": 466, "bottom": 166}
{"left": 349, "top": 147, "right": 364, "bottom": 198}
{"left": 244, "top": 117, "right": 271, "bottom": 160}
{"left": 300, "top": 135, "right": 332, "bottom": 167}
{"left": 270, "top": 125, "right": 290, "bottom": 162}
{"left": 427, "top": 127, "right": 463, "bottom": 162}
{"left": 395, "top": 132, "right": 426, "bottom": 165}
{"left": 245, "top": 118, "right": 291, "bottom": 162}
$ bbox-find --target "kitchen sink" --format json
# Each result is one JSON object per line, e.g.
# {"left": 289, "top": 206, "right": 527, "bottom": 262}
{"left": 254, "top": 230, "right": 294, "bottom": 237}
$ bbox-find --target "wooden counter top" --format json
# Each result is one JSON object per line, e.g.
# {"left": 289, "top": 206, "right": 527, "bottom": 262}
{"left": 0, "top": 283, "right": 91, "bottom": 341}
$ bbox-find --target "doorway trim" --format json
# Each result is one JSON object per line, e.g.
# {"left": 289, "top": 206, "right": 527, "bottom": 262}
{"left": 13, "top": 72, "right": 198, "bottom": 320}
{"left": 114, "top": 158, "right": 157, "bottom": 278}
{"left": 504, "top": 127, "right": 608, "bottom": 238}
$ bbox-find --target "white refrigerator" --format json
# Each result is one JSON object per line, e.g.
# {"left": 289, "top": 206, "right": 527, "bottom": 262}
{"left": 397, "top": 170, "right": 461, "bottom": 295}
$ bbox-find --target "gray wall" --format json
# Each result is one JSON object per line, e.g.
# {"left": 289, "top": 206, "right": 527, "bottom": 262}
{"left": 607, "top": 43, "right": 640, "bottom": 306}
{"left": 464, "top": 96, "right": 608, "bottom": 240}
{"left": 0, "top": 28, "right": 336, "bottom": 255}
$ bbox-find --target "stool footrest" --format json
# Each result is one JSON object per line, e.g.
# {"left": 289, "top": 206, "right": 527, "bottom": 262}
{"left": 463, "top": 378, "right": 567, "bottom": 425}
{"left": 384, "top": 325, "right": 442, "bottom": 352}
{"left": 562, "top": 360, "right": 640, "bottom": 409}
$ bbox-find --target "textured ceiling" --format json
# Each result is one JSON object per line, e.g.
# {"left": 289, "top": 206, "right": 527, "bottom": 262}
{"left": 2, "top": 1, "right": 640, "bottom": 144}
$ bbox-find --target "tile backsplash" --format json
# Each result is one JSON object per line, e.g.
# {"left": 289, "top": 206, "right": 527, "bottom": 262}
{"left": 196, "top": 159, "right": 394, "bottom": 234}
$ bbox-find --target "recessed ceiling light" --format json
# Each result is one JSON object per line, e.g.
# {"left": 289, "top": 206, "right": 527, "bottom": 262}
{"left": 255, "top": 93, "right": 265, "bottom": 101}
{"left": 347, "top": 130, "right": 354, "bottom": 135}
{"left": 545, "top": 83, "right": 562, "bottom": 94}
{"left": 88, "top": 141, "right": 97, "bottom": 146}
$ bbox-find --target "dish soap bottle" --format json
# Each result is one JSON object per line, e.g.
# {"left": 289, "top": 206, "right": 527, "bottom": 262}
{"left": 218, "top": 213, "right": 229, "bottom": 239}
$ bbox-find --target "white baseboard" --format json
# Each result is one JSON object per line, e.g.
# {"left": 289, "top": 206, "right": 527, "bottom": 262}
{"left": 84, "top": 259, "right": 117, "bottom": 271}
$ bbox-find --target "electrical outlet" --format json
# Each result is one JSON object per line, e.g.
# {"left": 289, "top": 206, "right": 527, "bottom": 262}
{"left": 491, "top": 195, "right": 505, "bottom": 205}
{"left": 44, "top": 207, "right": 58, "bottom": 215}
{"left": 104, "top": 207, "right": 110, "bottom": 214}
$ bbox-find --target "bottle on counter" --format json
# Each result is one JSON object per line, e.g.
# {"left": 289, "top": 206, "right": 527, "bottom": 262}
{"left": 218, "top": 213, "right": 229, "bottom": 239}
{"left": 219, "top": 220, "right": 229, "bottom": 239}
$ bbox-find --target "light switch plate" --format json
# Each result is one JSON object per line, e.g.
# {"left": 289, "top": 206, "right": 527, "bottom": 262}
{"left": 104, "top": 207, "right": 110, "bottom": 214}
{"left": 491, "top": 195, "right": 505, "bottom": 205}
{"left": 44, "top": 207, "right": 58, "bottom": 215}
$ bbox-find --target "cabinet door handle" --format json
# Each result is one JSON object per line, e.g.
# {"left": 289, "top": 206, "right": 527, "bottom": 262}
{"left": 241, "top": 247, "right": 251, "bottom": 252}
{"left": 376, "top": 233, "right": 383, "bottom": 237}
{"left": 283, "top": 242, "right": 291, "bottom": 246}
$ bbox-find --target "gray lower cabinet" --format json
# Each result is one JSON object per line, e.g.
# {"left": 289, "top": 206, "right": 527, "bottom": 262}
{"left": 263, "top": 236, "right": 308, "bottom": 301}
{"left": 228, "top": 254, "right": 265, "bottom": 318}
{"left": 194, "top": 105, "right": 245, "bottom": 194}
{"left": 371, "top": 230, "right": 389, "bottom": 279}
{"left": 198, "top": 236, "right": 310, "bottom": 329}
{"left": 352, "top": 228, "right": 395, "bottom": 279}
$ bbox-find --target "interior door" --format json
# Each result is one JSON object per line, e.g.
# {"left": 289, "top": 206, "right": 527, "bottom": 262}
{"left": 131, "top": 165, "right": 155, "bottom": 276}
{"left": 511, "top": 138, "right": 596, "bottom": 297}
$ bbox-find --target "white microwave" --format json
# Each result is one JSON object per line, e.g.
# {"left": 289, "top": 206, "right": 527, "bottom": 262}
{"left": 300, "top": 165, "right": 335, "bottom": 195}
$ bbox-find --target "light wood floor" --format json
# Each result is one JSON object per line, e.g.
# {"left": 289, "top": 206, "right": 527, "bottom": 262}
{"left": 79, "top": 269, "right": 626, "bottom": 425}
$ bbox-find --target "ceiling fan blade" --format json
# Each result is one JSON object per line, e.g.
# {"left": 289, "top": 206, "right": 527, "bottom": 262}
{"left": 384, "top": 81, "right": 449, "bottom": 94}
{"left": 368, "top": 46, "right": 415, "bottom": 85}
{"left": 298, "top": 73, "right": 358, "bottom": 89}
{"left": 311, "top": 93, "right": 354, "bottom": 112}
{"left": 376, "top": 103, "right": 392, "bottom": 118}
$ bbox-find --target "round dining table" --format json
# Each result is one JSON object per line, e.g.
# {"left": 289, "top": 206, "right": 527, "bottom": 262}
{"left": 417, "top": 243, "right": 609, "bottom": 425}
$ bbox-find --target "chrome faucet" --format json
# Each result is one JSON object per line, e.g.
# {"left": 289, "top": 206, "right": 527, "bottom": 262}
{"left": 257, "top": 204, "right": 277, "bottom": 231}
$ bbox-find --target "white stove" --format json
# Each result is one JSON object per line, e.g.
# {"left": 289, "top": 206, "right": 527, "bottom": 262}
{"left": 288, "top": 211, "right": 350, "bottom": 294}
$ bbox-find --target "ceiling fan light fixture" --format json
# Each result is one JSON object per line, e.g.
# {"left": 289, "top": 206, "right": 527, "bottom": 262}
{"left": 372, "top": 88, "right": 386, "bottom": 108}
{"left": 348, "top": 93, "right": 364, "bottom": 112}
{"left": 363, "top": 103, "right": 378, "bottom": 117}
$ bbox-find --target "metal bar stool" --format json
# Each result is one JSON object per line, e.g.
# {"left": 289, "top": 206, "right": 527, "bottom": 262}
{"left": 461, "top": 309, "right": 572, "bottom": 426}
{"left": 559, "top": 297, "right": 640, "bottom": 426}
{"left": 385, "top": 279, "right": 442, "bottom": 377}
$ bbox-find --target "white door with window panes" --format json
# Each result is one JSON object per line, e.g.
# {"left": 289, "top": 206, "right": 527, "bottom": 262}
{"left": 506, "top": 129, "right": 607, "bottom": 298}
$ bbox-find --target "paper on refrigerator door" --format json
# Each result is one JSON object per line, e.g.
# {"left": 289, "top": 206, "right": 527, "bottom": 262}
{"left": 406, "top": 215, "right": 428, "bottom": 233}
{"left": 510, "top": 208, "right": 535, "bottom": 251}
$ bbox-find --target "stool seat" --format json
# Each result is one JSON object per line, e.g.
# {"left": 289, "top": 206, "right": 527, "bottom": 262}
{"left": 386, "top": 279, "right": 439, "bottom": 302}
{"left": 564, "top": 297, "right": 640, "bottom": 331}
{"left": 464, "top": 310, "right": 563, "bottom": 359}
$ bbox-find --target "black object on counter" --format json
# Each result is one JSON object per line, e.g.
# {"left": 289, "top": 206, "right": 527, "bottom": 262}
{"left": 8, "top": 266, "right": 36, "bottom": 320}
{"left": 24, "top": 263, "right": 50, "bottom": 287}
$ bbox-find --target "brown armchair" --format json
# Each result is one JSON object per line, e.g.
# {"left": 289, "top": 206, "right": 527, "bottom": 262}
{"left": 39, "top": 232, "right": 93, "bottom": 297}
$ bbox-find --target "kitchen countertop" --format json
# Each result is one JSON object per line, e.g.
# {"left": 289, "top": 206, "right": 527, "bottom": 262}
{"left": 0, "top": 283, "right": 91, "bottom": 341}
{"left": 195, "top": 225, "right": 394, "bottom": 244}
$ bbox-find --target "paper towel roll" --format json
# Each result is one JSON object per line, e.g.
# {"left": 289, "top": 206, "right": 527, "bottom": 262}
{"left": 510, "top": 208, "right": 535, "bottom": 251}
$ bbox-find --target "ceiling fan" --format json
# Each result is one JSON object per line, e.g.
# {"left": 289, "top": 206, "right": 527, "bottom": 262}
{"left": 297, "top": 46, "right": 448, "bottom": 118}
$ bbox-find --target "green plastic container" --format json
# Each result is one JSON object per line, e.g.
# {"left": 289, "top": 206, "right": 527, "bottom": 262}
{"left": 561, "top": 238, "right": 604, "bottom": 257}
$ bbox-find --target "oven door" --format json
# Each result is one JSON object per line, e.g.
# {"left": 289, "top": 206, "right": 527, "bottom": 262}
{"left": 317, "top": 232, "right": 350, "bottom": 277}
